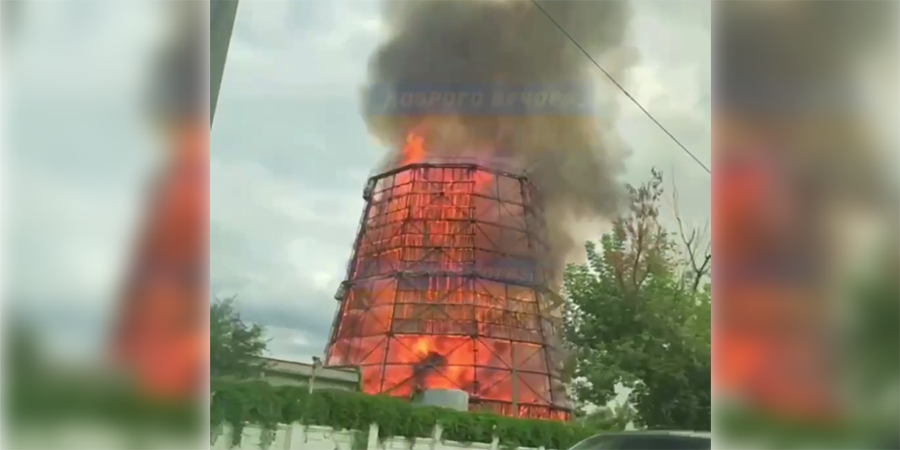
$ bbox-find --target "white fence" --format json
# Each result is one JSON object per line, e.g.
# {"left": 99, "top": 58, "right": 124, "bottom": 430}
{"left": 9, "top": 421, "right": 561, "bottom": 449}
{"left": 213, "top": 423, "right": 558, "bottom": 450}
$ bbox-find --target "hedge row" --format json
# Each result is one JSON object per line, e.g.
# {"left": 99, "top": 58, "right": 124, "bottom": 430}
{"left": 8, "top": 373, "right": 601, "bottom": 450}
{"left": 211, "top": 380, "right": 598, "bottom": 450}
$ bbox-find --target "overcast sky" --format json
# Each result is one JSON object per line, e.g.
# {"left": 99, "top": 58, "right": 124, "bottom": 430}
{"left": 3, "top": 0, "right": 711, "bottom": 363}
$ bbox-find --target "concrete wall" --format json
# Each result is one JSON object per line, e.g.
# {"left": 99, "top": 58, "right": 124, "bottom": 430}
{"left": 257, "top": 357, "right": 361, "bottom": 391}
{"left": 212, "top": 423, "right": 559, "bottom": 450}
{"left": 257, "top": 375, "right": 354, "bottom": 391}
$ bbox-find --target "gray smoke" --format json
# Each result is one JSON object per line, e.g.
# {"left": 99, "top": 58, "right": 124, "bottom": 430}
{"left": 361, "top": 0, "right": 639, "bottom": 274}
{"left": 716, "top": 0, "right": 897, "bottom": 190}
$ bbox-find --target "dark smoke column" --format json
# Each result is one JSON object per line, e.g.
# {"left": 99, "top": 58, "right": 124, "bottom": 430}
{"left": 325, "top": 162, "right": 571, "bottom": 420}
{"left": 361, "top": 0, "right": 637, "bottom": 269}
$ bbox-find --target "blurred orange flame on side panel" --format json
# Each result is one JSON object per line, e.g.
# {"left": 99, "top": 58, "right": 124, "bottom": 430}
{"left": 714, "top": 151, "right": 841, "bottom": 422}
{"left": 112, "top": 120, "right": 208, "bottom": 400}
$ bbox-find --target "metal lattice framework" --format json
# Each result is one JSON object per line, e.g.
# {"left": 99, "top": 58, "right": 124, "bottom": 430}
{"left": 325, "top": 162, "right": 570, "bottom": 420}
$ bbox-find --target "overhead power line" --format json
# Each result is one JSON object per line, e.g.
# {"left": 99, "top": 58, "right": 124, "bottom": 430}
{"left": 531, "top": 0, "right": 712, "bottom": 175}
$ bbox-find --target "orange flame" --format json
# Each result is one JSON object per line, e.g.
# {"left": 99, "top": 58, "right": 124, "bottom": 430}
{"left": 400, "top": 127, "right": 493, "bottom": 192}
{"left": 403, "top": 132, "right": 427, "bottom": 165}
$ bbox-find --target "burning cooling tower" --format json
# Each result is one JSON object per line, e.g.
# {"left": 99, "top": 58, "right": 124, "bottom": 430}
{"left": 325, "top": 161, "right": 570, "bottom": 420}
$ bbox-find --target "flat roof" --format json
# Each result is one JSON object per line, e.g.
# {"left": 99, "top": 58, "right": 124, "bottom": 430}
{"left": 259, "top": 357, "right": 360, "bottom": 384}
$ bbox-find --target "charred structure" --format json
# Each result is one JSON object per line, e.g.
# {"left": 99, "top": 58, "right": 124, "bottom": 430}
{"left": 325, "top": 160, "right": 570, "bottom": 420}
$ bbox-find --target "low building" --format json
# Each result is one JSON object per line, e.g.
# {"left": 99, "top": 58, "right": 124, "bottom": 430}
{"left": 258, "top": 357, "right": 360, "bottom": 392}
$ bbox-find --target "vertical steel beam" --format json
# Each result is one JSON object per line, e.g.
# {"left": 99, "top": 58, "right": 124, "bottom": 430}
{"left": 210, "top": 0, "right": 240, "bottom": 126}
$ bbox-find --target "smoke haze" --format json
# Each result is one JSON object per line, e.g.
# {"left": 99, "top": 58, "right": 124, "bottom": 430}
{"left": 361, "top": 0, "right": 639, "bottom": 271}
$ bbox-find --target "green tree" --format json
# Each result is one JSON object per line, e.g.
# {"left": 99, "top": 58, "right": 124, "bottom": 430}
{"left": 563, "top": 169, "right": 711, "bottom": 431}
{"left": 573, "top": 402, "right": 638, "bottom": 432}
{"left": 210, "top": 297, "right": 269, "bottom": 379}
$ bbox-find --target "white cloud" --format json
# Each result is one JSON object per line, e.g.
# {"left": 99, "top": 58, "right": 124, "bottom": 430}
{"left": 265, "top": 325, "right": 319, "bottom": 363}
{"left": 223, "top": 0, "right": 383, "bottom": 99}
{"left": 316, "top": 2, "right": 386, "bottom": 49}
{"left": 237, "top": 0, "right": 293, "bottom": 40}
{"left": 9, "top": 0, "right": 168, "bottom": 100}
{"left": 309, "top": 271, "right": 338, "bottom": 292}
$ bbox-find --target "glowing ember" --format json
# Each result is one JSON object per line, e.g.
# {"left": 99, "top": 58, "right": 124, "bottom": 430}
{"left": 325, "top": 134, "right": 569, "bottom": 420}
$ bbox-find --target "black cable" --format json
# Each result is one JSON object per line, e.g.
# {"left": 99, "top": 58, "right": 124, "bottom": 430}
{"left": 530, "top": 0, "right": 712, "bottom": 175}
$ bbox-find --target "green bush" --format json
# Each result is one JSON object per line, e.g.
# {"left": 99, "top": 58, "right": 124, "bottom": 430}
{"left": 211, "top": 380, "right": 599, "bottom": 449}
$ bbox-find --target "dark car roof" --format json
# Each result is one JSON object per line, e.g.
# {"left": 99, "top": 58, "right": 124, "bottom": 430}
{"left": 567, "top": 430, "right": 711, "bottom": 450}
